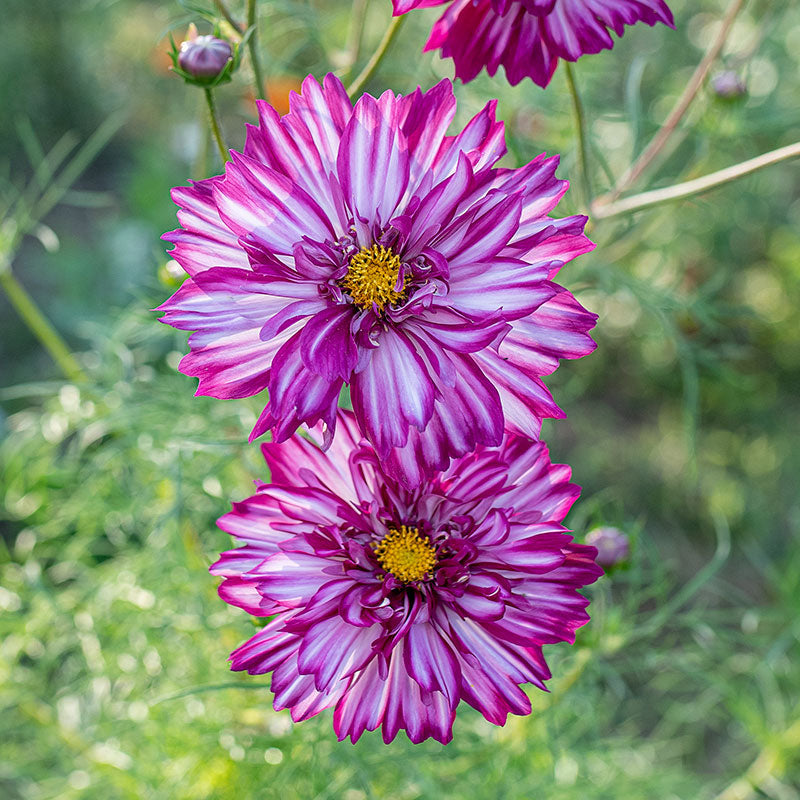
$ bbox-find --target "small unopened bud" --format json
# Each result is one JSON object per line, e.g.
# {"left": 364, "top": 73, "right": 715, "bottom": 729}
{"left": 585, "top": 527, "right": 629, "bottom": 568}
{"left": 711, "top": 70, "right": 747, "bottom": 101}
{"left": 179, "top": 34, "right": 232, "bottom": 79}
{"left": 169, "top": 24, "right": 238, "bottom": 87}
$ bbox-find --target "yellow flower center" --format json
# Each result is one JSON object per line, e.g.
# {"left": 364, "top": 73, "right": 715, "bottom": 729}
{"left": 340, "top": 244, "right": 407, "bottom": 311}
{"left": 372, "top": 525, "right": 436, "bottom": 583}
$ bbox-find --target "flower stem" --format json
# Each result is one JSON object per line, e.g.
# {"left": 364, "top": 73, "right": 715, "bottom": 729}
{"left": 246, "top": 0, "right": 266, "bottom": 100}
{"left": 346, "top": 14, "right": 406, "bottom": 98}
{"left": 213, "top": 0, "right": 241, "bottom": 32}
{"left": 204, "top": 88, "right": 229, "bottom": 165}
{"left": 342, "top": 0, "right": 369, "bottom": 82}
{"left": 564, "top": 62, "right": 592, "bottom": 210}
{"left": 607, "top": 0, "right": 746, "bottom": 199}
{"left": 0, "top": 264, "right": 87, "bottom": 383}
{"left": 591, "top": 141, "right": 800, "bottom": 219}
{"left": 713, "top": 715, "right": 800, "bottom": 800}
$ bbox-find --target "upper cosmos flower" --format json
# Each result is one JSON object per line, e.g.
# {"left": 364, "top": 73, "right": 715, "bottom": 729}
{"left": 211, "top": 410, "right": 602, "bottom": 744}
{"left": 392, "top": 0, "right": 674, "bottom": 87}
{"left": 158, "top": 73, "right": 596, "bottom": 488}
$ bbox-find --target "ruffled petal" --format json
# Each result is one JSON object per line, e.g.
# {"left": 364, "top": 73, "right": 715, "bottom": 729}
{"left": 350, "top": 327, "right": 437, "bottom": 459}
{"left": 163, "top": 178, "right": 249, "bottom": 276}
{"left": 338, "top": 91, "right": 410, "bottom": 234}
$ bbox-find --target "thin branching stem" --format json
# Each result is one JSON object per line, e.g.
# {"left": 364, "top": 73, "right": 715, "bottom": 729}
{"left": 0, "top": 267, "right": 87, "bottom": 383}
{"left": 246, "top": 0, "right": 265, "bottom": 100}
{"left": 564, "top": 62, "right": 592, "bottom": 210}
{"left": 592, "top": 141, "right": 800, "bottom": 219}
{"left": 606, "top": 0, "right": 746, "bottom": 200}
{"left": 713, "top": 714, "right": 800, "bottom": 800}
{"left": 342, "top": 0, "right": 369, "bottom": 82}
{"left": 213, "top": 0, "right": 242, "bottom": 32}
{"left": 346, "top": 15, "right": 406, "bottom": 98}
{"left": 204, "top": 88, "right": 229, "bottom": 165}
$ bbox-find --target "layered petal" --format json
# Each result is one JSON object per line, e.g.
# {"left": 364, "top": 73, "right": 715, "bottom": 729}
{"left": 399, "top": 0, "right": 674, "bottom": 87}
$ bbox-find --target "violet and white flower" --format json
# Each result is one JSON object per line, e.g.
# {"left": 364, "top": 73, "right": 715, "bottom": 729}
{"left": 158, "top": 74, "right": 596, "bottom": 487}
{"left": 211, "top": 411, "right": 602, "bottom": 744}
{"left": 392, "top": 0, "right": 674, "bottom": 87}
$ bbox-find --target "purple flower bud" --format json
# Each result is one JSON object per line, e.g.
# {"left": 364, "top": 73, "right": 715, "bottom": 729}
{"left": 178, "top": 34, "right": 233, "bottom": 80}
{"left": 585, "top": 527, "right": 629, "bottom": 568}
{"left": 711, "top": 70, "right": 747, "bottom": 100}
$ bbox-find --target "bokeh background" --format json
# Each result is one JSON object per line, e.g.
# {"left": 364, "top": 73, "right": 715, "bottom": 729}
{"left": 1, "top": 0, "right": 799, "bottom": 797}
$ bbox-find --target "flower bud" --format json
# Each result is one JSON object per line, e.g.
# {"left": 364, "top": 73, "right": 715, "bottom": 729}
{"left": 179, "top": 34, "right": 232, "bottom": 80}
{"left": 169, "top": 24, "right": 238, "bottom": 87}
{"left": 711, "top": 70, "right": 747, "bottom": 101}
{"left": 585, "top": 526, "right": 629, "bottom": 568}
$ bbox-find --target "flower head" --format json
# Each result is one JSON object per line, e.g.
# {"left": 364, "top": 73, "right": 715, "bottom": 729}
{"left": 711, "top": 70, "right": 747, "bottom": 101}
{"left": 169, "top": 24, "right": 237, "bottom": 87}
{"left": 211, "top": 411, "right": 602, "bottom": 744}
{"left": 158, "top": 74, "right": 596, "bottom": 487}
{"left": 585, "top": 525, "right": 629, "bottom": 566}
{"left": 392, "top": 0, "right": 674, "bottom": 87}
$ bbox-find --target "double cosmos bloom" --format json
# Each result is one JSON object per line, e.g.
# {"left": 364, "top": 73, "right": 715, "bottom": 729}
{"left": 158, "top": 73, "right": 596, "bottom": 488}
{"left": 212, "top": 412, "right": 602, "bottom": 744}
{"left": 392, "top": 0, "right": 674, "bottom": 87}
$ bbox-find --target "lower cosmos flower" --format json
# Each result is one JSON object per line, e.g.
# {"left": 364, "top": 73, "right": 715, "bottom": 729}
{"left": 157, "top": 73, "right": 596, "bottom": 488}
{"left": 392, "top": 0, "right": 674, "bottom": 87}
{"left": 211, "top": 411, "right": 602, "bottom": 744}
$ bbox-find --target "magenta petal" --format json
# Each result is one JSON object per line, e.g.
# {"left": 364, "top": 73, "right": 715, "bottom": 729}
{"left": 404, "top": 622, "right": 460, "bottom": 707}
{"left": 299, "top": 306, "right": 358, "bottom": 381}
{"left": 338, "top": 91, "right": 410, "bottom": 231}
{"left": 351, "top": 328, "right": 436, "bottom": 459}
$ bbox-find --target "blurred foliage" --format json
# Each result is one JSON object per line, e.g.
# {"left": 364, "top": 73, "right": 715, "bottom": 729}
{"left": 1, "top": 0, "right": 800, "bottom": 797}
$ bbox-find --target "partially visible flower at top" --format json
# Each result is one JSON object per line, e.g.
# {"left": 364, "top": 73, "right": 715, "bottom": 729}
{"left": 711, "top": 70, "right": 747, "bottom": 101}
{"left": 392, "top": 0, "right": 674, "bottom": 88}
{"left": 585, "top": 526, "right": 629, "bottom": 567}
{"left": 211, "top": 410, "right": 602, "bottom": 744}
{"left": 158, "top": 73, "right": 596, "bottom": 488}
{"left": 169, "top": 23, "right": 237, "bottom": 87}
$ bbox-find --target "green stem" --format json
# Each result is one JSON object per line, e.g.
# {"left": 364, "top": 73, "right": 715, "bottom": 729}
{"left": 342, "top": 0, "right": 369, "bottom": 82}
{"left": 607, "top": 0, "right": 746, "bottom": 199}
{"left": 246, "top": 0, "right": 266, "bottom": 100}
{"left": 564, "top": 62, "right": 592, "bottom": 210}
{"left": 592, "top": 141, "right": 800, "bottom": 219}
{"left": 213, "top": 0, "right": 241, "bottom": 32}
{"left": 714, "top": 715, "right": 800, "bottom": 800}
{"left": 204, "top": 88, "right": 229, "bottom": 165}
{"left": 346, "top": 15, "right": 406, "bottom": 98}
{"left": 0, "top": 265, "right": 87, "bottom": 383}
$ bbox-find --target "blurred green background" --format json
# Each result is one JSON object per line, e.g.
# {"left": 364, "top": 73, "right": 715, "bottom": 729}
{"left": 1, "top": 0, "right": 799, "bottom": 797}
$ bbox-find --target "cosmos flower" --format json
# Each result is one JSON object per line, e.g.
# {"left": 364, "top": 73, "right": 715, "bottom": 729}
{"left": 158, "top": 74, "right": 596, "bottom": 487}
{"left": 211, "top": 411, "right": 602, "bottom": 744}
{"left": 392, "top": 0, "right": 674, "bottom": 87}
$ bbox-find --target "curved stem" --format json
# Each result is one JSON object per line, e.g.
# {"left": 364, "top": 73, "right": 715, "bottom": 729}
{"left": 564, "top": 62, "right": 592, "bottom": 210}
{"left": 342, "top": 0, "right": 369, "bottom": 82}
{"left": 713, "top": 715, "right": 800, "bottom": 800}
{"left": 0, "top": 266, "right": 87, "bottom": 383}
{"left": 213, "top": 0, "right": 242, "bottom": 32}
{"left": 592, "top": 141, "right": 800, "bottom": 219}
{"left": 246, "top": 0, "right": 266, "bottom": 100}
{"left": 204, "top": 88, "right": 229, "bottom": 165}
{"left": 346, "top": 15, "right": 406, "bottom": 98}
{"left": 608, "top": 0, "right": 746, "bottom": 199}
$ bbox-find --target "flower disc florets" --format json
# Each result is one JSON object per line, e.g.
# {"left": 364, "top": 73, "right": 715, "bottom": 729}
{"left": 373, "top": 525, "right": 436, "bottom": 582}
{"left": 211, "top": 411, "right": 602, "bottom": 744}
{"left": 158, "top": 73, "right": 598, "bottom": 487}
{"left": 340, "top": 245, "right": 408, "bottom": 311}
{"left": 392, "top": 0, "right": 675, "bottom": 87}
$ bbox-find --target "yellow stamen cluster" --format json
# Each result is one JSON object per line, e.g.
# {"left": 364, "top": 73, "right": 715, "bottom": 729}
{"left": 340, "top": 244, "right": 407, "bottom": 311}
{"left": 372, "top": 525, "right": 437, "bottom": 583}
